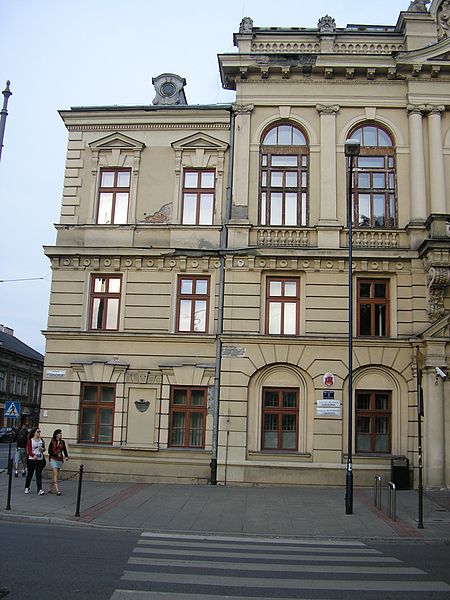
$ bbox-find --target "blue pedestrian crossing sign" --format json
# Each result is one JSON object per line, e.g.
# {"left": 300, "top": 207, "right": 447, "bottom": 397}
{"left": 4, "top": 401, "right": 21, "bottom": 419}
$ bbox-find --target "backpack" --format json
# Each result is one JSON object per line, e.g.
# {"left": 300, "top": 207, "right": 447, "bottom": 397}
{"left": 17, "top": 429, "right": 28, "bottom": 447}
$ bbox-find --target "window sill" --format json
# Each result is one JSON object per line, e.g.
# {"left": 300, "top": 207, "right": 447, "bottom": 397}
{"left": 248, "top": 451, "right": 312, "bottom": 462}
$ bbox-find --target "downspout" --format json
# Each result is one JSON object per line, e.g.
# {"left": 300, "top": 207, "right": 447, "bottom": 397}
{"left": 210, "top": 106, "right": 235, "bottom": 485}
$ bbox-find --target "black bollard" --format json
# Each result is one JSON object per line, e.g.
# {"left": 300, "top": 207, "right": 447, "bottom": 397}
{"left": 74, "top": 464, "right": 84, "bottom": 517}
{"left": 5, "top": 457, "right": 13, "bottom": 511}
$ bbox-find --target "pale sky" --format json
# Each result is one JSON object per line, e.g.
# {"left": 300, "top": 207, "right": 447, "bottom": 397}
{"left": 0, "top": 0, "right": 410, "bottom": 354}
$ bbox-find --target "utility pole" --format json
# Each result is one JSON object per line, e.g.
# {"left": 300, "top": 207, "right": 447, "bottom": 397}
{"left": 0, "top": 80, "right": 12, "bottom": 164}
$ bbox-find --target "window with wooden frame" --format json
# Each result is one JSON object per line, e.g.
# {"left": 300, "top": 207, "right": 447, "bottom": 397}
{"left": 169, "top": 387, "right": 207, "bottom": 448}
{"left": 357, "top": 279, "right": 389, "bottom": 337}
{"left": 181, "top": 169, "right": 215, "bottom": 225}
{"left": 89, "top": 275, "right": 122, "bottom": 331}
{"left": 356, "top": 391, "right": 391, "bottom": 453}
{"left": 266, "top": 277, "right": 299, "bottom": 335}
{"left": 259, "top": 123, "right": 308, "bottom": 227}
{"left": 176, "top": 276, "right": 210, "bottom": 333}
{"left": 349, "top": 124, "right": 396, "bottom": 228}
{"left": 79, "top": 383, "right": 115, "bottom": 444}
{"left": 262, "top": 388, "right": 298, "bottom": 451}
{"left": 97, "top": 168, "right": 131, "bottom": 224}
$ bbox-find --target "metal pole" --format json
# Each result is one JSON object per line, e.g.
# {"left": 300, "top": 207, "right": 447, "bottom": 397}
{"left": 344, "top": 139, "right": 360, "bottom": 515}
{"left": 5, "top": 457, "right": 13, "bottom": 511}
{"left": 5, "top": 435, "right": 14, "bottom": 510}
{"left": 345, "top": 153, "right": 355, "bottom": 515}
{"left": 210, "top": 108, "right": 235, "bottom": 485}
{"left": 416, "top": 346, "right": 424, "bottom": 529}
{"left": 74, "top": 464, "right": 84, "bottom": 517}
{"left": 0, "top": 80, "right": 12, "bottom": 164}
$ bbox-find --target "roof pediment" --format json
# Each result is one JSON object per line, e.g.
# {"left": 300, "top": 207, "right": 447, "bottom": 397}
{"left": 89, "top": 132, "right": 145, "bottom": 151}
{"left": 419, "top": 313, "right": 450, "bottom": 339}
{"left": 395, "top": 35, "right": 450, "bottom": 64}
{"left": 171, "top": 132, "right": 228, "bottom": 152}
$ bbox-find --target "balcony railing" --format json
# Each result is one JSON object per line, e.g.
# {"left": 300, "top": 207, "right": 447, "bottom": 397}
{"left": 351, "top": 230, "right": 401, "bottom": 249}
{"left": 253, "top": 227, "right": 312, "bottom": 247}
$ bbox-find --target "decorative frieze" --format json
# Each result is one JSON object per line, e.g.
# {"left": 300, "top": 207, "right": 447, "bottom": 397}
{"left": 50, "top": 255, "right": 223, "bottom": 272}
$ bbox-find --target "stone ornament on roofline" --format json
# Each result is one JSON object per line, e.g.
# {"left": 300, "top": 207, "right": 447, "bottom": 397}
{"left": 317, "top": 15, "right": 336, "bottom": 34}
{"left": 239, "top": 17, "right": 253, "bottom": 33}
{"left": 438, "top": 0, "right": 450, "bottom": 38}
{"left": 407, "top": 0, "right": 430, "bottom": 12}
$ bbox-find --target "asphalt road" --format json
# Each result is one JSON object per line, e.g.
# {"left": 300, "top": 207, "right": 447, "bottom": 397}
{"left": 0, "top": 521, "right": 139, "bottom": 600}
{"left": 1, "top": 522, "right": 450, "bottom": 599}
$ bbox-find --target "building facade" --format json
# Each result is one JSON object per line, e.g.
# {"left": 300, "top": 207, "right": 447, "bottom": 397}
{"left": 0, "top": 325, "right": 44, "bottom": 428}
{"left": 41, "top": 1, "right": 449, "bottom": 488}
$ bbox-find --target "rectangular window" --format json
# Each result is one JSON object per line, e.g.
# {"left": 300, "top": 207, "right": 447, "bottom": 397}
{"left": 89, "top": 275, "right": 122, "bottom": 331}
{"left": 169, "top": 387, "right": 207, "bottom": 448}
{"left": 357, "top": 279, "right": 389, "bottom": 337}
{"left": 356, "top": 391, "right": 391, "bottom": 453}
{"left": 97, "top": 169, "right": 131, "bottom": 224}
{"left": 32, "top": 379, "right": 41, "bottom": 403}
{"left": 176, "top": 276, "right": 210, "bottom": 333}
{"left": 181, "top": 170, "right": 215, "bottom": 225}
{"left": 79, "top": 383, "right": 115, "bottom": 444}
{"left": 0, "top": 371, "right": 5, "bottom": 393}
{"left": 262, "top": 388, "right": 298, "bottom": 451}
{"left": 266, "top": 278, "right": 299, "bottom": 335}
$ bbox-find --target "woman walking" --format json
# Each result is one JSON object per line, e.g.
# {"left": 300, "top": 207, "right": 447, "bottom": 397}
{"left": 48, "top": 429, "right": 69, "bottom": 495}
{"left": 24, "top": 428, "right": 46, "bottom": 495}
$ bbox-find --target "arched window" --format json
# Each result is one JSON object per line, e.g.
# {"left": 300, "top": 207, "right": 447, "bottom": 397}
{"left": 259, "top": 123, "right": 308, "bottom": 227}
{"left": 349, "top": 124, "right": 396, "bottom": 228}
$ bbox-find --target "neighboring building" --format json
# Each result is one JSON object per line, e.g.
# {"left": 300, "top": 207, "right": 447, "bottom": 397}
{"left": 42, "top": 1, "right": 449, "bottom": 488}
{"left": 0, "top": 325, "right": 44, "bottom": 428}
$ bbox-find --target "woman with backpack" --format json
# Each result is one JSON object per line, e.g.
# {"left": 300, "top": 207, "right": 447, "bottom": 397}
{"left": 47, "top": 429, "right": 69, "bottom": 495}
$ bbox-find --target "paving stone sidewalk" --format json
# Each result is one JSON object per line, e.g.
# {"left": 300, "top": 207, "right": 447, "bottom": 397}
{"left": 1, "top": 470, "right": 449, "bottom": 540}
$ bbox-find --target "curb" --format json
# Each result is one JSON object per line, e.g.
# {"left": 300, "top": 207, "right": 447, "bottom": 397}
{"left": 1, "top": 510, "right": 448, "bottom": 543}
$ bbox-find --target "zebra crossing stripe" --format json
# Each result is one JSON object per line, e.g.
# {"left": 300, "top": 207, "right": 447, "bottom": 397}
{"left": 121, "top": 571, "right": 450, "bottom": 592}
{"left": 128, "top": 556, "right": 422, "bottom": 574}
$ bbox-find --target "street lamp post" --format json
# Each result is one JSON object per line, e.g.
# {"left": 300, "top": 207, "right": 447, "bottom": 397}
{"left": 344, "top": 138, "right": 360, "bottom": 515}
{"left": 0, "top": 80, "right": 12, "bottom": 164}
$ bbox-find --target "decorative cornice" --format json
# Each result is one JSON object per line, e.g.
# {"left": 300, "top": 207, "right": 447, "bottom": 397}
{"left": 66, "top": 123, "right": 230, "bottom": 132}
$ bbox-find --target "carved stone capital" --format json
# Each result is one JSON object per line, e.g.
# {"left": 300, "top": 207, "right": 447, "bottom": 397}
{"left": 316, "top": 104, "right": 340, "bottom": 115}
{"left": 407, "top": 104, "right": 426, "bottom": 115}
{"left": 425, "top": 105, "right": 445, "bottom": 115}
{"left": 426, "top": 266, "right": 450, "bottom": 322}
{"left": 232, "top": 103, "right": 254, "bottom": 115}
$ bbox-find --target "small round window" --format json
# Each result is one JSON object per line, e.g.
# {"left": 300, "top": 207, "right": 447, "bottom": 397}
{"left": 161, "top": 82, "right": 176, "bottom": 97}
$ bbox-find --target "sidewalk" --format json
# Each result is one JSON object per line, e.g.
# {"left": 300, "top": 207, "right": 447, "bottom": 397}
{"left": 1, "top": 470, "right": 449, "bottom": 541}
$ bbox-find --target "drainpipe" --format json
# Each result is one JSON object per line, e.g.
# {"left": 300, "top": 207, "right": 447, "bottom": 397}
{"left": 210, "top": 106, "right": 235, "bottom": 485}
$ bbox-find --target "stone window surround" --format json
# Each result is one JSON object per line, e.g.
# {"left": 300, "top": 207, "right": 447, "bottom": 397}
{"left": 89, "top": 133, "right": 145, "bottom": 225}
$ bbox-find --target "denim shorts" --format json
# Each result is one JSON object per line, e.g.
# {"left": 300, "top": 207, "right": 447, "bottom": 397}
{"left": 14, "top": 448, "right": 26, "bottom": 464}
{"left": 50, "top": 459, "right": 63, "bottom": 469}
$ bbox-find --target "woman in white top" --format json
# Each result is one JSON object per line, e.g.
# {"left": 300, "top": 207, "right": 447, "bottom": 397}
{"left": 24, "top": 427, "right": 46, "bottom": 495}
